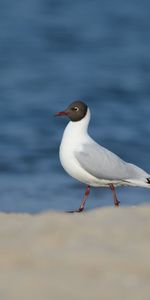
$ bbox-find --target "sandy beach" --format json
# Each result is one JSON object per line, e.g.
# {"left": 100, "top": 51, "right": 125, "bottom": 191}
{"left": 0, "top": 205, "right": 150, "bottom": 300}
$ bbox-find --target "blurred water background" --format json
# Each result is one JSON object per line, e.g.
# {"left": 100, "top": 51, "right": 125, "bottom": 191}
{"left": 0, "top": 0, "right": 150, "bottom": 212}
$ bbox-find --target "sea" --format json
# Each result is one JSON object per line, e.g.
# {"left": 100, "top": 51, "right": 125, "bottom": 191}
{"left": 0, "top": 0, "right": 150, "bottom": 212}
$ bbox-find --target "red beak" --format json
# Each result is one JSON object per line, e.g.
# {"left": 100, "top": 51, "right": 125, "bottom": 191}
{"left": 55, "top": 111, "right": 68, "bottom": 117}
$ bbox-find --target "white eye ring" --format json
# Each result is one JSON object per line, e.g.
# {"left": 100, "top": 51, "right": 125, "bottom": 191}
{"left": 74, "top": 106, "right": 79, "bottom": 111}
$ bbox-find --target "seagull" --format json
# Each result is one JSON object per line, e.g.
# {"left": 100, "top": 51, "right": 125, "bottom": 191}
{"left": 56, "top": 100, "right": 150, "bottom": 212}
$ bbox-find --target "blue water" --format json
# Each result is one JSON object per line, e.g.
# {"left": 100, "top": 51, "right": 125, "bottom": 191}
{"left": 0, "top": 0, "right": 150, "bottom": 212}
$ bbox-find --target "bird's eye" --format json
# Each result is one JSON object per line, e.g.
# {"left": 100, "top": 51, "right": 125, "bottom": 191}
{"left": 73, "top": 106, "right": 79, "bottom": 111}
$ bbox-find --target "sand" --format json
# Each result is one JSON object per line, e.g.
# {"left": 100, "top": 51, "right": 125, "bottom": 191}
{"left": 0, "top": 205, "right": 150, "bottom": 300}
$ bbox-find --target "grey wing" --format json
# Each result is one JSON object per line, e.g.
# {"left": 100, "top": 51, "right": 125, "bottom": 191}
{"left": 75, "top": 142, "right": 132, "bottom": 181}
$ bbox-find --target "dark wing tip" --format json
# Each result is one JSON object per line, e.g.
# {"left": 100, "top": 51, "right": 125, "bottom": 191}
{"left": 147, "top": 178, "right": 150, "bottom": 184}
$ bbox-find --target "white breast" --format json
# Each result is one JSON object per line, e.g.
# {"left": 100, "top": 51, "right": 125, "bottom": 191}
{"left": 59, "top": 109, "right": 101, "bottom": 186}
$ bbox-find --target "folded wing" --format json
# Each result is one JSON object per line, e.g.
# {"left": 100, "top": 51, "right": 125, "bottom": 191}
{"left": 75, "top": 141, "right": 148, "bottom": 181}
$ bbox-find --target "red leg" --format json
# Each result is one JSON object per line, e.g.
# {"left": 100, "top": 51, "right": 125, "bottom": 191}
{"left": 109, "top": 184, "right": 120, "bottom": 207}
{"left": 67, "top": 185, "right": 90, "bottom": 213}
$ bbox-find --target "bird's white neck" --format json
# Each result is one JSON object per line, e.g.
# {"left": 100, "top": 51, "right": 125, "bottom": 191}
{"left": 63, "top": 108, "right": 91, "bottom": 140}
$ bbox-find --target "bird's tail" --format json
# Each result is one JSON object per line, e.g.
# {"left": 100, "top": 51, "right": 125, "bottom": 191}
{"left": 124, "top": 176, "right": 150, "bottom": 188}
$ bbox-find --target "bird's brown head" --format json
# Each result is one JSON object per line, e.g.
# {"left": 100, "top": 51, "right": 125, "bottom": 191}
{"left": 55, "top": 101, "right": 88, "bottom": 122}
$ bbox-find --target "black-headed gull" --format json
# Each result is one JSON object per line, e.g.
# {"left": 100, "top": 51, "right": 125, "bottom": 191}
{"left": 56, "top": 100, "right": 150, "bottom": 212}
